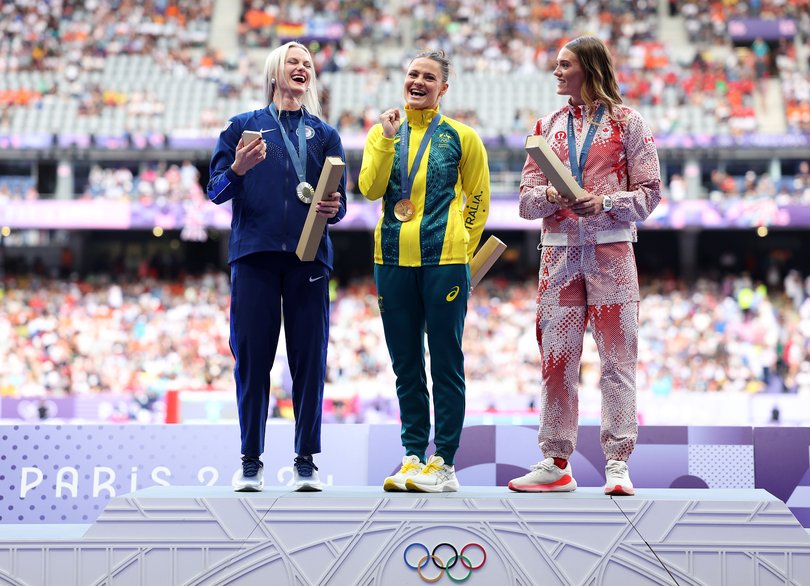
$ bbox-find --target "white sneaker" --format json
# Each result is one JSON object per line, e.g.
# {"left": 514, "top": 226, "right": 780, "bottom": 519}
{"left": 604, "top": 459, "right": 635, "bottom": 496}
{"left": 233, "top": 457, "right": 264, "bottom": 492}
{"left": 293, "top": 456, "right": 323, "bottom": 492}
{"left": 508, "top": 457, "right": 576, "bottom": 492}
{"left": 383, "top": 455, "right": 424, "bottom": 492}
{"left": 404, "top": 455, "right": 459, "bottom": 493}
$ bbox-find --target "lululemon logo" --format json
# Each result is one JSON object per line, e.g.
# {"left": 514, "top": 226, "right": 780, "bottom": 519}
{"left": 445, "top": 286, "right": 460, "bottom": 302}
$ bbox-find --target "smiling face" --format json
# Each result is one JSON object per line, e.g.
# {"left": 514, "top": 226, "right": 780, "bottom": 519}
{"left": 280, "top": 46, "right": 312, "bottom": 98}
{"left": 554, "top": 47, "right": 585, "bottom": 104}
{"left": 403, "top": 57, "right": 448, "bottom": 110}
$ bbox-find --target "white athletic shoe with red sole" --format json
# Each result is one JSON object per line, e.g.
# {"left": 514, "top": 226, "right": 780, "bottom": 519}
{"left": 508, "top": 458, "right": 577, "bottom": 492}
{"left": 604, "top": 459, "right": 635, "bottom": 496}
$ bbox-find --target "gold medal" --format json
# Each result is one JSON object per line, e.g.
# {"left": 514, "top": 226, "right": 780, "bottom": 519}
{"left": 296, "top": 181, "right": 315, "bottom": 204}
{"left": 394, "top": 199, "right": 416, "bottom": 222}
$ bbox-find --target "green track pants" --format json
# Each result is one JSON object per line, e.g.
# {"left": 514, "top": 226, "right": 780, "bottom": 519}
{"left": 374, "top": 263, "right": 470, "bottom": 465}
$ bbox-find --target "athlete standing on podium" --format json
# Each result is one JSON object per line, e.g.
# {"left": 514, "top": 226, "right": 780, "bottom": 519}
{"left": 359, "top": 50, "right": 490, "bottom": 493}
{"left": 208, "top": 42, "right": 346, "bottom": 493}
{"left": 508, "top": 36, "right": 661, "bottom": 496}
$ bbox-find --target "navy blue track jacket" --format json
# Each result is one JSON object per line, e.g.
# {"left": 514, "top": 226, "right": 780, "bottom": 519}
{"left": 207, "top": 106, "right": 347, "bottom": 269}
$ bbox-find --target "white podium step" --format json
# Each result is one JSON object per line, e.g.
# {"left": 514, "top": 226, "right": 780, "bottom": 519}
{"left": 1, "top": 487, "right": 809, "bottom": 585}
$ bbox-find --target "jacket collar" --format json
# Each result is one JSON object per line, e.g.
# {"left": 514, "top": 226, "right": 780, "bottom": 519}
{"left": 404, "top": 106, "right": 440, "bottom": 127}
{"left": 566, "top": 99, "right": 603, "bottom": 119}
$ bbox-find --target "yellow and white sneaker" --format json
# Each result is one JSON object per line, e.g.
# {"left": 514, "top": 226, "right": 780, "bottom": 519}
{"left": 404, "top": 455, "right": 459, "bottom": 493}
{"left": 383, "top": 455, "right": 423, "bottom": 492}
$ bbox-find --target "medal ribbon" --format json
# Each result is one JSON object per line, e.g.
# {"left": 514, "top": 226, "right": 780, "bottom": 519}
{"left": 399, "top": 113, "right": 441, "bottom": 202}
{"left": 269, "top": 104, "right": 307, "bottom": 185}
{"left": 567, "top": 105, "right": 604, "bottom": 188}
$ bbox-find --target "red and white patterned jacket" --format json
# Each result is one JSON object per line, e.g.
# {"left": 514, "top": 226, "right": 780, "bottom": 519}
{"left": 519, "top": 100, "right": 661, "bottom": 246}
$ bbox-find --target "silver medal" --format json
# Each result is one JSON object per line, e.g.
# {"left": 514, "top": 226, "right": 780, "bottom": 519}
{"left": 296, "top": 181, "right": 315, "bottom": 204}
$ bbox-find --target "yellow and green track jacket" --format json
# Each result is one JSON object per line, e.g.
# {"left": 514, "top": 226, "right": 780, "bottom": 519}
{"left": 359, "top": 107, "right": 490, "bottom": 267}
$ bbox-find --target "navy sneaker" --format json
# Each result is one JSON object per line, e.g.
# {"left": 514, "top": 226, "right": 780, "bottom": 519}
{"left": 233, "top": 456, "right": 264, "bottom": 492}
{"left": 293, "top": 455, "right": 322, "bottom": 492}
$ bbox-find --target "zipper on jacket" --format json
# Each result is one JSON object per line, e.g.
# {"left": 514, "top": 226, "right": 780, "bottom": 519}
{"left": 282, "top": 109, "right": 289, "bottom": 250}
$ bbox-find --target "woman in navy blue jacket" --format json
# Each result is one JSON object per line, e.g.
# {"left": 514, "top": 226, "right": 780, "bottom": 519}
{"left": 208, "top": 41, "right": 347, "bottom": 492}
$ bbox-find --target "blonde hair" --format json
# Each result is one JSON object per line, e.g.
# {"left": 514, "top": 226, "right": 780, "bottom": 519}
{"left": 564, "top": 36, "right": 625, "bottom": 122}
{"left": 263, "top": 42, "right": 322, "bottom": 118}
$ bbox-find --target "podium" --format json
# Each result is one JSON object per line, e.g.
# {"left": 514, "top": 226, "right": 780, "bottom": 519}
{"left": 1, "top": 486, "right": 809, "bottom": 585}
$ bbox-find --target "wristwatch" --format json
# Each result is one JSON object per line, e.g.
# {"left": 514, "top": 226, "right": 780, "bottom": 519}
{"left": 602, "top": 195, "right": 614, "bottom": 212}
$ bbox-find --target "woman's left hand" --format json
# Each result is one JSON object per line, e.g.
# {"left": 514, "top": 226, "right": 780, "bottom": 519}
{"left": 570, "top": 191, "right": 603, "bottom": 217}
{"left": 316, "top": 191, "right": 341, "bottom": 218}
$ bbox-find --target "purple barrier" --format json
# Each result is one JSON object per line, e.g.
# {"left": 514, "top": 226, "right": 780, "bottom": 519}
{"left": 2, "top": 198, "right": 809, "bottom": 230}
{"left": 0, "top": 398, "right": 76, "bottom": 421}
{"left": 0, "top": 200, "right": 130, "bottom": 229}
{"left": 0, "top": 132, "right": 52, "bottom": 149}
{"left": 728, "top": 18, "right": 797, "bottom": 41}
{"left": 5, "top": 131, "right": 810, "bottom": 152}
{"left": 128, "top": 200, "right": 232, "bottom": 229}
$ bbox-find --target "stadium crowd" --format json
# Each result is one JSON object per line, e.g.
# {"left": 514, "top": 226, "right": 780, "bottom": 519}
{"left": 0, "top": 0, "right": 215, "bottom": 119}
{"left": 79, "top": 160, "right": 201, "bottom": 203}
{"left": 0, "top": 176, "right": 37, "bottom": 202}
{"left": 1, "top": 0, "right": 808, "bottom": 138}
{"left": 2, "top": 269, "right": 809, "bottom": 422}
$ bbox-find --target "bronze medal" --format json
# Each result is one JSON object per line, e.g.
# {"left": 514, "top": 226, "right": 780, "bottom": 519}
{"left": 394, "top": 199, "right": 416, "bottom": 222}
{"left": 296, "top": 181, "right": 315, "bottom": 204}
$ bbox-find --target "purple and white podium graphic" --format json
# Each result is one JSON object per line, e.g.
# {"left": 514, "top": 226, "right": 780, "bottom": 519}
{"left": 0, "top": 424, "right": 809, "bottom": 585}
{"left": 0, "top": 424, "right": 766, "bottom": 525}
{"left": 755, "top": 427, "right": 810, "bottom": 529}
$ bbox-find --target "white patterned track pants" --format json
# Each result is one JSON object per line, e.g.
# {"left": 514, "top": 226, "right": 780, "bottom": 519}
{"left": 535, "top": 242, "right": 639, "bottom": 461}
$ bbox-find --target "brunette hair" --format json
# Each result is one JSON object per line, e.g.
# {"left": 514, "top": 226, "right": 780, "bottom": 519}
{"left": 564, "top": 36, "right": 624, "bottom": 121}
{"left": 410, "top": 50, "right": 451, "bottom": 83}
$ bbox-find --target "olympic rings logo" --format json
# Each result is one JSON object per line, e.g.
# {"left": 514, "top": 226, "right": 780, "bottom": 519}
{"left": 404, "top": 542, "right": 486, "bottom": 583}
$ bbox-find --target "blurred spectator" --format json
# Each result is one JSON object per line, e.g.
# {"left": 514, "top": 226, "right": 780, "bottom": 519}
{"left": 0, "top": 177, "right": 38, "bottom": 201}
{"left": 78, "top": 162, "right": 205, "bottom": 205}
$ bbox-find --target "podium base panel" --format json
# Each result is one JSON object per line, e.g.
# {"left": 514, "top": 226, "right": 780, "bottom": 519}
{"left": 1, "top": 487, "right": 809, "bottom": 585}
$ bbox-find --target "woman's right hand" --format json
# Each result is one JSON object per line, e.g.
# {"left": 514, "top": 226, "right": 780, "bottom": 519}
{"left": 231, "top": 136, "right": 266, "bottom": 176}
{"left": 546, "top": 186, "right": 576, "bottom": 209}
{"left": 380, "top": 109, "right": 401, "bottom": 138}
{"left": 546, "top": 186, "right": 568, "bottom": 207}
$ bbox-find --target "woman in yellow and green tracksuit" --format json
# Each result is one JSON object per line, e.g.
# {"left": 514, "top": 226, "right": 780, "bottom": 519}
{"left": 359, "top": 50, "right": 490, "bottom": 493}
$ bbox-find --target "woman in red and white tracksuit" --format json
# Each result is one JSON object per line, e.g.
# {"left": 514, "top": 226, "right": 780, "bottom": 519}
{"left": 508, "top": 36, "right": 661, "bottom": 496}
